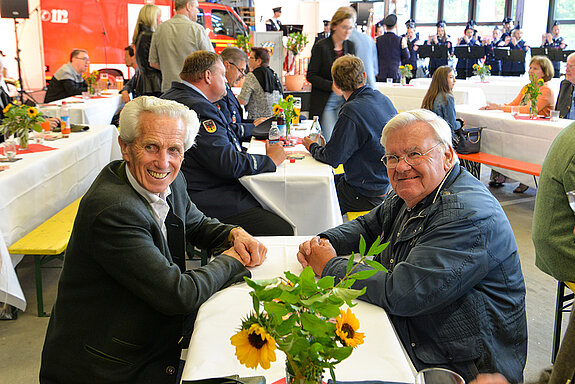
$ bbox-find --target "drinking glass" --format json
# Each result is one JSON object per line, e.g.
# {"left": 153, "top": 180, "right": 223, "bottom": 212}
{"left": 415, "top": 368, "right": 465, "bottom": 384}
{"left": 100, "top": 72, "right": 109, "bottom": 90}
{"left": 116, "top": 76, "right": 124, "bottom": 90}
{"left": 566, "top": 190, "right": 575, "bottom": 213}
{"left": 387, "top": 78, "right": 393, "bottom": 84}
{"left": 3, "top": 139, "right": 18, "bottom": 161}
{"left": 292, "top": 97, "right": 301, "bottom": 125}
{"left": 511, "top": 106, "right": 520, "bottom": 116}
{"left": 551, "top": 110, "right": 560, "bottom": 122}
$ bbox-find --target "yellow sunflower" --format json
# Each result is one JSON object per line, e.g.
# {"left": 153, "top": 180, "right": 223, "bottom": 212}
{"left": 521, "top": 85, "right": 527, "bottom": 95}
{"left": 407, "top": 64, "right": 413, "bottom": 70}
{"left": 27, "top": 107, "right": 39, "bottom": 118}
{"left": 336, "top": 308, "right": 365, "bottom": 348}
{"left": 230, "top": 323, "right": 277, "bottom": 369}
{"left": 399, "top": 65, "right": 404, "bottom": 69}
{"left": 272, "top": 104, "right": 281, "bottom": 115}
{"left": 537, "top": 78, "right": 544, "bottom": 86}
{"left": 285, "top": 94, "right": 293, "bottom": 102}
{"left": 2, "top": 103, "right": 12, "bottom": 114}
{"left": 473, "top": 64, "right": 479, "bottom": 69}
{"left": 487, "top": 65, "right": 492, "bottom": 70}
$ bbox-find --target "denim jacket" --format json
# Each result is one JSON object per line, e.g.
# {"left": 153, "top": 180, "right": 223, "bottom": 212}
{"left": 432, "top": 92, "right": 461, "bottom": 134}
{"left": 320, "top": 164, "right": 527, "bottom": 384}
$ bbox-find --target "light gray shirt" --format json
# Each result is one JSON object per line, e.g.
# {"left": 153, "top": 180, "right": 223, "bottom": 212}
{"left": 238, "top": 72, "right": 274, "bottom": 119}
{"left": 348, "top": 28, "right": 378, "bottom": 88}
{"left": 53, "top": 63, "right": 84, "bottom": 83}
{"left": 149, "top": 14, "right": 214, "bottom": 92}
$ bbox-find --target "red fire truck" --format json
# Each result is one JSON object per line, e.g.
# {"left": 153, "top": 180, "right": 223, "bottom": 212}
{"left": 39, "top": 0, "right": 248, "bottom": 80}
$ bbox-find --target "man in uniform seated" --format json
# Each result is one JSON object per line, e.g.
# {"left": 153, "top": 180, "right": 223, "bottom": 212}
{"left": 556, "top": 52, "right": 575, "bottom": 119}
{"left": 162, "top": 51, "right": 293, "bottom": 236}
{"left": 40, "top": 96, "right": 266, "bottom": 384}
{"left": 303, "top": 55, "right": 396, "bottom": 214}
{"left": 44, "top": 49, "right": 89, "bottom": 103}
{"left": 297, "top": 109, "right": 527, "bottom": 384}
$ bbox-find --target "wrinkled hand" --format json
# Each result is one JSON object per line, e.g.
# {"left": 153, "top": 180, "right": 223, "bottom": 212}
{"left": 254, "top": 117, "right": 267, "bottom": 126}
{"left": 121, "top": 90, "right": 131, "bottom": 104}
{"left": 230, "top": 227, "right": 267, "bottom": 267}
{"left": 302, "top": 136, "right": 314, "bottom": 151}
{"left": 46, "top": 117, "right": 61, "bottom": 130}
{"left": 222, "top": 246, "right": 245, "bottom": 265}
{"left": 480, "top": 102, "right": 501, "bottom": 110}
{"left": 266, "top": 140, "right": 286, "bottom": 166}
{"left": 469, "top": 373, "right": 509, "bottom": 384}
{"left": 297, "top": 236, "right": 337, "bottom": 276}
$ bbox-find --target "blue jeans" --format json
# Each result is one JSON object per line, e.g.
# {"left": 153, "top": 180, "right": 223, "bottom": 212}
{"left": 321, "top": 93, "right": 345, "bottom": 142}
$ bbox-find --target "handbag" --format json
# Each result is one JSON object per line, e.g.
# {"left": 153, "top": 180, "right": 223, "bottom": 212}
{"left": 453, "top": 126, "right": 483, "bottom": 154}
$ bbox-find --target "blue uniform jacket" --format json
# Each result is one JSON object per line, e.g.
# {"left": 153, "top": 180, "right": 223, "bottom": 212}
{"left": 484, "top": 40, "right": 503, "bottom": 75}
{"left": 376, "top": 32, "right": 410, "bottom": 82}
{"left": 455, "top": 37, "right": 481, "bottom": 74}
{"left": 308, "top": 86, "right": 395, "bottom": 197}
{"left": 425, "top": 38, "right": 453, "bottom": 76}
{"left": 217, "top": 85, "right": 254, "bottom": 142}
{"left": 404, "top": 37, "right": 419, "bottom": 73}
{"left": 319, "top": 163, "right": 527, "bottom": 384}
{"left": 502, "top": 40, "right": 527, "bottom": 75}
{"left": 161, "top": 82, "right": 276, "bottom": 219}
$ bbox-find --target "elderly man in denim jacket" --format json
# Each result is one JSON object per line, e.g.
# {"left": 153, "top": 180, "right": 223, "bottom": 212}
{"left": 298, "top": 110, "right": 527, "bottom": 384}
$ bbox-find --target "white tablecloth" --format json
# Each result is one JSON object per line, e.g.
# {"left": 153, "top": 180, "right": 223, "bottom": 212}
{"left": 182, "top": 236, "right": 416, "bottom": 384}
{"left": 240, "top": 122, "right": 342, "bottom": 236}
{"left": 455, "top": 105, "right": 573, "bottom": 187}
{"left": 411, "top": 77, "right": 562, "bottom": 106}
{"left": 0, "top": 125, "right": 122, "bottom": 311}
{"left": 375, "top": 82, "right": 486, "bottom": 112}
{"left": 38, "top": 92, "right": 123, "bottom": 125}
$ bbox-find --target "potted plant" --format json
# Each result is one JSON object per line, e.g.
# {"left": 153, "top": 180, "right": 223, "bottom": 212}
{"left": 284, "top": 32, "right": 309, "bottom": 91}
{"left": 1, "top": 103, "right": 45, "bottom": 150}
{"left": 234, "top": 34, "right": 252, "bottom": 55}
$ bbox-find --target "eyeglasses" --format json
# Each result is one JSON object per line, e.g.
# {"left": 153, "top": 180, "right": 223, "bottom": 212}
{"left": 74, "top": 56, "right": 90, "bottom": 61}
{"left": 230, "top": 62, "right": 246, "bottom": 78}
{"left": 381, "top": 142, "right": 442, "bottom": 168}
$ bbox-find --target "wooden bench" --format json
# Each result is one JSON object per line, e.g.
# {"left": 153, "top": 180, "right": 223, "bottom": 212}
{"left": 8, "top": 197, "right": 82, "bottom": 317}
{"left": 456, "top": 152, "right": 541, "bottom": 187}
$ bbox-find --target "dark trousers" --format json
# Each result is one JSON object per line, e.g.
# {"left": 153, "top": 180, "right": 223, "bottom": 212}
{"left": 221, "top": 207, "right": 294, "bottom": 236}
{"left": 335, "top": 174, "right": 385, "bottom": 215}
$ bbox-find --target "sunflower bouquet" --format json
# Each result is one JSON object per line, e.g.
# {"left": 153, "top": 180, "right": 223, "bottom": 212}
{"left": 272, "top": 95, "right": 295, "bottom": 141}
{"left": 472, "top": 63, "right": 491, "bottom": 82}
{"left": 521, "top": 75, "right": 544, "bottom": 117}
{"left": 398, "top": 64, "right": 413, "bottom": 78}
{"left": 1, "top": 102, "right": 45, "bottom": 149}
{"left": 231, "top": 235, "right": 388, "bottom": 384}
{"left": 83, "top": 70, "right": 99, "bottom": 95}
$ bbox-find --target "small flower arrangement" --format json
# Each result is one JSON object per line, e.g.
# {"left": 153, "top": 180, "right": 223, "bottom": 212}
{"left": 234, "top": 35, "right": 252, "bottom": 55}
{"left": 284, "top": 32, "right": 309, "bottom": 73}
{"left": 398, "top": 64, "right": 413, "bottom": 78}
{"left": 1, "top": 102, "right": 45, "bottom": 149}
{"left": 272, "top": 95, "right": 295, "bottom": 140}
{"left": 231, "top": 235, "right": 388, "bottom": 384}
{"left": 521, "top": 75, "right": 544, "bottom": 117}
{"left": 472, "top": 63, "right": 491, "bottom": 81}
{"left": 83, "top": 70, "right": 99, "bottom": 94}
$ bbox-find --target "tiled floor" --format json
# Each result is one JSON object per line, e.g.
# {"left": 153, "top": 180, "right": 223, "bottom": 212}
{"left": 0, "top": 166, "right": 568, "bottom": 383}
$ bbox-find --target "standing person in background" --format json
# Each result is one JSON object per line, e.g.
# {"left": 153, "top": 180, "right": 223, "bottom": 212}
{"left": 375, "top": 14, "right": 409, "bottom": 83}
{"left": 542, "top": 21, "right": 568, "bottom": 78}
{"left": 501, "top": 17, "right": 514, "bottom": 41}
{"left": 455, "top": 23, "right": 481, "bottom": 79}
{"left": 44, "top": 49, "right": 89, "bottom": 103}
{"left": 149, "top": 0, "right": 213, "bottom": 93}
{"left": 306, "top": 7, "right": 356, "bottom": 141}
{"left": 303, "top": 55, "right": 396, "bottom": 214}
{"left": 424, "top": 21, "right": 452, "bottom": 77}
{"left": 315, "top": 20, "right": 330, "bottom": 45}
{"left": 375, "top": 21, "right": 384, "bottom": 38}
{"left": 484, "top": 27, "right": 503, "bottom": 76}
{"left": 501, "top": 26, "right": 528, "bottom": 77}
{"left": 403, "top": 19, "right": 419, "bottom": 83}
{"left": 133, "top": 4, "right": 163, "bottom": 97}
{"left": 556, "top": 53, "right": 575, "bottom": 119}
{"left": 265, "top": 7, "right": 282, "bottom": 31}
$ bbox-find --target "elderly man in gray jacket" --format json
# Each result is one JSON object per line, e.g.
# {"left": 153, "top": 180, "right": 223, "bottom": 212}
{"left": 298, "top": 109, "right": 527, "bottom": 384}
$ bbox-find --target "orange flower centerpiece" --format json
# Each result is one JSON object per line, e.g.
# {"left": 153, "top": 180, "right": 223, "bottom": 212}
{"left": 83, "top": 70, "right": 100, "bottom": 95}
{"left": 231, "top": 236, "right": 388, "bottom": 384}
{"left": 521, "top": 75, "right": 545, "bottom": 118}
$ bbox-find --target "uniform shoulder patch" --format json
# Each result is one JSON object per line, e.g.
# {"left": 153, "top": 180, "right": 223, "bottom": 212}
{"left": 203, "top": 119, "right": 217, "bottom": 133}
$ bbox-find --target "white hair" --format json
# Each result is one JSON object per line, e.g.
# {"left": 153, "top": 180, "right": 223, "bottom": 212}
{"left": 381, "top": 109, "right": 452, "bottom": 146}
{"left": 119, "top": 96, "right": 199, "bottom": 151}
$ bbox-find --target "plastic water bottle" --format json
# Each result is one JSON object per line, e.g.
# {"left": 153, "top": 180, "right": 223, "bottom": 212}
{"left": 268, "top": 121, "right": 280, "bottom": 145}
{"left": 60, "top": 101, "right": 71, "bottom": 137}
{"left": 310, "top": 116, "right": 322, "bottom": 144}
{"left": 276, "top": 109, "right": 286, "bottom": 139}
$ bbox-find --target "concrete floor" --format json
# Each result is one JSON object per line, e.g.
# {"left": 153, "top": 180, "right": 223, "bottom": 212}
{"left": 0, "top": 167, "right": 570, "bottom": 383}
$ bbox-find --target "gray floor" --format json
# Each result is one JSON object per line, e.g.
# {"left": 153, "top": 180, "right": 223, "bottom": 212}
{"left": 0, "top": 166, "right": 570, "bottom": 383}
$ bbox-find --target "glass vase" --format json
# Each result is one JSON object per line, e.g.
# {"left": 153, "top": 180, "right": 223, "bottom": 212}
{"left": 400, "top": 75, "right": 406, "bottom": 85}
{"left": 285, "top": 122, "right": 291, "bottom": 145}
{"left": 18, "top": 129, "right": 29, "bottom": 150}
{"left": 480, "top": 74, "right": 486, "bottom": 83}
{"left": 285, "top": 361, "right": 322, "bottom": 384}
{"left": 529, "top": 102, "right": 538, "bottom": 119}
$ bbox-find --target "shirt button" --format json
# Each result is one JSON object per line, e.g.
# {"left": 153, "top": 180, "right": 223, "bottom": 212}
{"left": 411, "top": 342, "right": 416, "bottom": 347}
{"left": 390, "top": 259, "right": 394, "bottom": 263}
{"left": 166, "top": 366, "right": 176, "bottom": 375}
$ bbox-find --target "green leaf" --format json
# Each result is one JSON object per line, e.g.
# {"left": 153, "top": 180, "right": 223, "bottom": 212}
{"left": 278, "top": 290, "right": 299, "bottom": 304}
{"left": 349, "top": 269, "right": 378, "bottom": 280}
{"left": 284, "top": 271, "right": 300, "bottom": 285}
{"left": 300, "top": 267, "right": 319, "bottom": 296}
{"left": 327, "top": 345, "right": 353, "bottom": 360}
{"left": 244, "top": 277, "right": 278, "bottom": 291}
{"left": 332, "top": 287, "right": 365, "bottom": 302}
{"left": 312, "top": 300, "right": 342, "bottom": 318}
{"left": 366, "top": 236, "right": 382, "bottom": 256}
{"left": 257, "top": 286, "right": 283, "bottom": 301}
{"left": 252, "top": 294, "right": 260, "bottom": 314}
{"left": 317, "top": 275, "right": 335, "bottom": 289}
{"left": 275, "top": 313, "right": 297, "bottom": 335}
{"left": 300, "top": 312, "right": 331, "bottom": 337}
{"left": 264, "top": 301, "right": 290, "bottom": 318}
{"left": 364, "top": 259, "right": 388, "bottom": 272}
{"left": 346, "top": 254, "right": 354, "bottom": 274}
{"left": 359, "top": 234, "right": 366, "bottom": 256}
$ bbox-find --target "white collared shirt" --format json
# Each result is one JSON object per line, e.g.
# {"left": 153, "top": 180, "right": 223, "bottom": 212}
{"left": 181, "top": 79, "right": 209, "bottom": 101}
{"left": 126, "top": 167, "right": 172, "bottom": 240}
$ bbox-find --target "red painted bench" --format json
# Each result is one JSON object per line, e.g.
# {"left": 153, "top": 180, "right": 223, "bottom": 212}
{"left": 456, "top": 152, "right": 541, "bottom": 187}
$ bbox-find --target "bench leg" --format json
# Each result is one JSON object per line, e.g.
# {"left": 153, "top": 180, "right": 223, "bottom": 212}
{"left": 34, "top": 256, "right": 49, "bottom": 317}
{"left": 533, "top": 175, "right": 538, "bottom": 188}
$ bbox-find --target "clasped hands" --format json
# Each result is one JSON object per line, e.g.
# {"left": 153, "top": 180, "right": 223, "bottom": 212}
{"left": 297, "top": 236, "right": 337, "bottom": 276}
{"left": 222, "top": 227, "right": 267, "bottom": 267}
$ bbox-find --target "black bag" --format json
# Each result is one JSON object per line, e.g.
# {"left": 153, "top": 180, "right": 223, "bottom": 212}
{"left": 453, "top": 126, "right": 483, "bottom": 154}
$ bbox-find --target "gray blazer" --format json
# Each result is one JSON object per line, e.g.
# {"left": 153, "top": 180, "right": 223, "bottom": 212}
{"left": 556, "top": 79, "right": 574, "bottom": 118}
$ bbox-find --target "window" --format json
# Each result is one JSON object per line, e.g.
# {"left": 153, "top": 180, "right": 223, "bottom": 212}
{"left": 197, "top": 8, "right": 205, "bottom": 28}
{"left": 211, "top": 9, "right": 235, "bottom": 37}
{"left": 415, "top": 0, "right": 439, "bottom": 24}
{"left": 476, "top": 0, "right": 505, "bottom": 23}
{"left": 443, "top": 0, "right": 468, "bottom": 23}
{"left": 555, "top": 0, "right": 575, "bottom": 19}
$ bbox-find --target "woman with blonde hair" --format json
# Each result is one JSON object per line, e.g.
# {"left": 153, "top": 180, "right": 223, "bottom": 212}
{"left": 132, "top": 4, "right": 162, "bottom": 96}
{"left": 421, "top": 65, "right": 461, "bottom": 134}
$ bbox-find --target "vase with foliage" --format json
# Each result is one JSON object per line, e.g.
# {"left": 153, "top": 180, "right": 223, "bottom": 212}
{"left": 1, "top": 103, "right": 45, "bottom": 150}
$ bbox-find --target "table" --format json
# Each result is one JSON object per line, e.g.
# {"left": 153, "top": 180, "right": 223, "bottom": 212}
{"left": 455, "top": 105, "right": 573, "bottom": 187}
{"left": 38, "top": 91, "right": 123, "bottom": 125}
{"left": 410, "top": 77, "right": 562, "bottom": 105}
{"left": 239, "top": 121, "right": 343, "bottom": 236}
{"left": 375, "top": 82, "right": 486, "bottom": 111}
{"left": 182, "top": 236, "right": 416, "bottom": 384}
{"left": 0, "top": 125, "right": 122, "bottom": 311}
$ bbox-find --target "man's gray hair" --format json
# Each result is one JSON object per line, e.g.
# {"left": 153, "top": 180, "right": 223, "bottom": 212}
{"left": 381, "top": 109, "right": 457, "bottom": 161}
{"left": 175, "top": 0, "right": 193, "bottom": 10}
{"left": 119, "top": 96, "right": 199, "bottom": 151}
{"left": 220, "top": 47, "right": 248, "bottom": 65}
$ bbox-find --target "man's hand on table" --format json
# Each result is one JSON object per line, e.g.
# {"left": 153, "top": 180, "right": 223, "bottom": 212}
{"left": 265, "top": 139, "right": 286, "bottom": 165}
{"left": 253, "top": 117, "right": 267, "bottom": 126}
{"left": 46, "top": 117, "right": 61, "bottom": 130}
{"left": 121, "top": 90, "right": 131, "bottom": 104}
{"left": 297, "top": 236, "right": 337, "bottom": 276}
{"left": 302, "top": 135, "right": 325, "bottom": 151}
{"left": 229, "top": 227, "right": 267, "bottom": 267}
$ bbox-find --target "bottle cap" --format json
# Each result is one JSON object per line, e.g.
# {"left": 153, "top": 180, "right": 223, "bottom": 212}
{"left": 290, "top": 158, "right": 295, "bottom": 163}
{"left": 62, "top": 101, "right": 67, "bottom": 105}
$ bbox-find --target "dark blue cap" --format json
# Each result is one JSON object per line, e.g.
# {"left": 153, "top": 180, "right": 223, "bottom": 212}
{"left": 383, "top": 14, "right": 398, "bottom": 27}
{"left": 502, "top": 17, "right": 513, "bottom": 23}
{"left": 553, "top": 20, "right": 560, "bottom": 26}
{"left": 436, "top": 20, "right": 446, "bottom": 28}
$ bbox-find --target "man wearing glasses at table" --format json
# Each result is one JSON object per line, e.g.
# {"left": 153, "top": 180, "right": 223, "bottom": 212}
{"left": 298, "top": 110, "right": 527, "bottom": 384}
{"left": 555, "top": 53, "right": 575, "bottom": 119}
{"left": 44, "top": 49, "right": 89, "bottom": 103}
